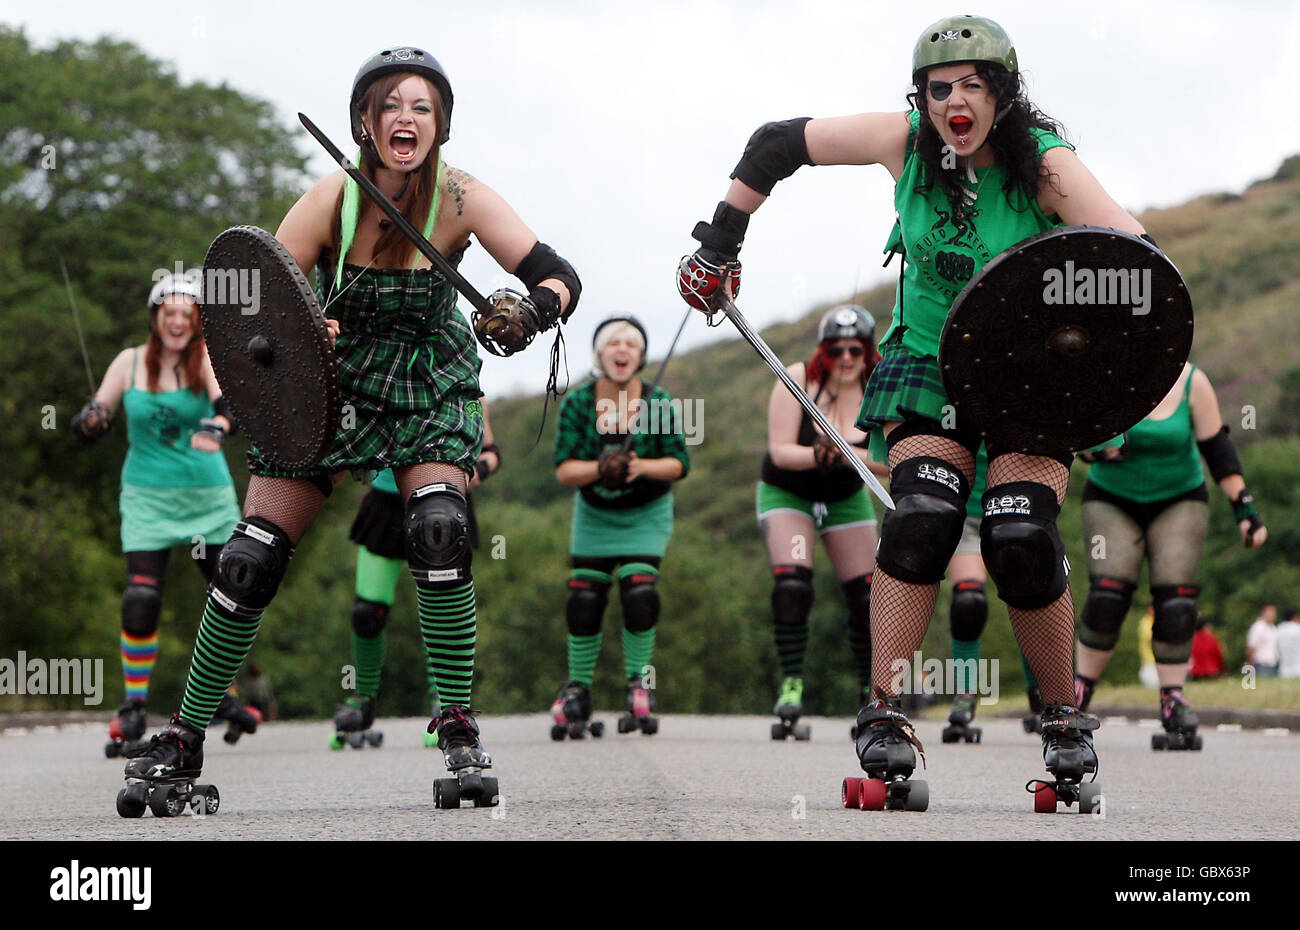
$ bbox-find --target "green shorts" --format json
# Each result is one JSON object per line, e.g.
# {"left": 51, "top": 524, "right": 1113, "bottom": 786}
{"left": 120, "top": 483, "right": 240, "bottom": 553}
{"left": 755, "top": 482, "right": 877, "bottom": 533}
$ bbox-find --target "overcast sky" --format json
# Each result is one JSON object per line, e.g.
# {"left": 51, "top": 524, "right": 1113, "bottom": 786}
{"left": 7, "top": 0, "right": 1299, "bottom": 398}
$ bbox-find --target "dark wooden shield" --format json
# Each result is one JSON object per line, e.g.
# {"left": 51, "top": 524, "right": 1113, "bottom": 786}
{"left": 200, "top": 226, "right": 339, "bottom": 469}
{"left": 939, "top": 226, "right": 1194, "bottom": 454}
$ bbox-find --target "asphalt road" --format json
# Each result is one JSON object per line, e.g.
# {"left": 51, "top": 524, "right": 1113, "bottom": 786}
{"left": 2, "top": 713, "right": 1295, "bottom": 841}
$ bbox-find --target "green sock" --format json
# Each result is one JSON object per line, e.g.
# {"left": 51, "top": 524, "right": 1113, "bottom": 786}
{"left": 416, "top": 579, "right": 476, "bottom": 708}
{"left": 568, "top": 633, "right": 602, "bottom": 686}
{"left": 952, "top": 637, "right": 981, "bottom": 693}
{"left": 351, "top": 629, "right": 386, "bottom": 699}
{"left": 622, "top": 628, "right": 656, "bottom": 682}
{"left": 178, "top": 597, "right": 262, "bottom": 732}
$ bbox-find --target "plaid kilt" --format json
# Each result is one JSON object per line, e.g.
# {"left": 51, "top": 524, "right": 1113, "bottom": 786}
{"left": 248, "top": 262, "right": 483, "bottom": 480}
{"left": 856, "top": 333, "right": 950, "bottom": 431}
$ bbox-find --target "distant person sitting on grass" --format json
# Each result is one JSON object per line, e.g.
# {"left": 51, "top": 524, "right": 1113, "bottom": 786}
{"left": 1246, "top": 604, "right": 1280, "bottom": 678}
{"left": 1275, "top": 608, "right": 1300, "bottom": 680}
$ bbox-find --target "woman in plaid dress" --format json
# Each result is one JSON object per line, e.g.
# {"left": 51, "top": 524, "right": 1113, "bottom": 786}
{"left": 679, "top": 15, "right": 1155, "bottom": 800}
{"left": 123, "top": 47, "right": 579, "bottom": 810}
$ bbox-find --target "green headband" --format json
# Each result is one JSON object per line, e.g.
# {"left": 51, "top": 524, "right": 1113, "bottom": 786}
{"left": 335, "top": 150, "right": 444, "bottom": 289}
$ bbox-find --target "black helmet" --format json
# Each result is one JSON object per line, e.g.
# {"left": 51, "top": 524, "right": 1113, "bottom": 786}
{"left": 818, "top": 305, "right": 875, "bottom": 343}
{"left": 592, "top": 315, "right": 648, "bottom": 372}
{"left": 351, "top": 47, "right": 454, "bottom": 146}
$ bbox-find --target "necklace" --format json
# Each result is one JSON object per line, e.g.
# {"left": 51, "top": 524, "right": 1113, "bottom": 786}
{"left": 955, "top": 159, "right": 990, "bottom": 223}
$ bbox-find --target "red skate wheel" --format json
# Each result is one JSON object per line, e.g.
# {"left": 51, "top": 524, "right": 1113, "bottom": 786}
{"left": 248, "top": 707, "right": 263, "bottom": 726}
{"left": 841, "top": 777, "right": 863, "bottom": 808}
{"left": 108, "top": 719, "right": 124, "bottom": 740}
{"left": 858, "top": 778, "right": 887, "bottom": 811}
{"left": 1031, "top": 780, "right": 1057, "bottom": 814}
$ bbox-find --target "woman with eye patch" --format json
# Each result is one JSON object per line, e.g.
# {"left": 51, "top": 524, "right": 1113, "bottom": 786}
{"left": 681, "top": 14, "right": 1154, "bottom": 808}
{"left": 757, "top": 305, "right": 888, "bottom": 741}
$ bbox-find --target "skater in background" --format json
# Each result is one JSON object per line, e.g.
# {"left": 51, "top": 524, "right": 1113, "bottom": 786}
{"left": 938, "top": 449, "right": 988, "bottom": 744}
{"left": 680, "top": 14, "right": 1155, "bottom": 801}
{"left": 121, "top": 46, "right": 579, "bottom": 810}
{"left": 550, "top": 316, "right": 689, "bottom": 739}
{"left": 1074, "top": 361, "right": 1267, "bottom": 750}
{"left": 755, "top": 306, "right": 887, "bottom": 740}
{"left": 70, "top": 272, "right": 256, "bottom": 756}
{"left": 331, "top": 399, "right": 499, "bottom": 749}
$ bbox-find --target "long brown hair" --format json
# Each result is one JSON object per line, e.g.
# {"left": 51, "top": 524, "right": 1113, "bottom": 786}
{"left": 145, "top": 301, "right": 205, "bottom": 394}
{"left": 331, "top": 73, "right": 446, "bottom": 267}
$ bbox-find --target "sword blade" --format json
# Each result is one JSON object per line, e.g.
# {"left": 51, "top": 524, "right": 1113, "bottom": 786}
{"left": 297, "top": 112, "right": 495, "bottom": 316}
{"left": 621, "top": 306, "right": 693, "bottom": 453}
{"left": 715, "top": 292, "right": 894, "bottom": 510}
{"left": 59, "top": 257, "right": 98, "bottom": 395}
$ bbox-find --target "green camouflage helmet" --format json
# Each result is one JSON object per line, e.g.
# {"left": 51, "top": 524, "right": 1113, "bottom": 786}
{"left": 912, "top": 14, "right": 1018, "bottom": 77}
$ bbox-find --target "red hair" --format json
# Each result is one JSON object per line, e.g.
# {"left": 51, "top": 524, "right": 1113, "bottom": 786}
{"left": 145, "top": 309, "right": 206, "bottom": 395}
{"left": 807, "top": 338, "right": 879, "bottom": 389}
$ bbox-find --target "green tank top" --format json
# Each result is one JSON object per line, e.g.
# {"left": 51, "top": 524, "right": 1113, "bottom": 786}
{"left": 372, "top": 467, "right": 399, "bottom": 495}
{"left": 1088, "top": 366, "right": 1204, "bottom": 502}
{"left": 121, "top": 349, "right": 235, "bottom": 488}
{"left": 881, "top": 111, "right": 1073, "bottom": 356}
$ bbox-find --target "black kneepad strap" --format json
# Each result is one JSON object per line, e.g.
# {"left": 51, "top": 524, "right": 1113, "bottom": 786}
{"left": 406, "top": 484, "right": 473, "bottom": 584}
{"left": 1151, "top": 583, "right": 1200, "bottom": 663}
{"left": 950, "top": 580, "right": 988, "bottom": 642}
{"left": 566, "top": 570, "right": 611, "bottom": 636}
{"left": 842, "top": 573, "right": 871, "bottom": 632}
{"left": 212, "top": 517, "right": 294, "bottom": 616}
{"left": 877, "top": 457, "right": 970, "bottom": 584}
{"left": 771, "top": 565, "right": 814, "bottom": 626}
{"left": 730, "top": 118, "right": 813, "bottom": 195}
{"left": 980, "top": 482, "right": 1069, "bottom": 610}
{"left": 618, "top": 563, "right": 660, "bottom": 633}
{"left": 350, "top": 598, "right": 390, "bottom": 638}
{"left": 1077, "top": 576, "right": 1136, "bottom": 650}
{"left": 515, "top": 241, "right": 582, "bottom": 320}
{"left": 121, "top": 577, "right": 163, "bottom": 637}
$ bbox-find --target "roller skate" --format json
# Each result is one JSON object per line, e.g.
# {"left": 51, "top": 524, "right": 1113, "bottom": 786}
{"left": 105, "top": 699, "right": 148, "bottom": 758}
{"left": 1022, "top": 684, "right": 1044, "bottom": 734}
{"left": 423, "top": 696, "right": 442, "bottom": 748}
{"left": 1152, "top": 687, "right": 1202, "bottom": 751}
{"left": 214, "top": 693, "right": 262, "bottom": 746}
{"left": 549, "top": 681, "right": 604, "bottom": 741}
{"left": 1026, "top": 703, "right": 1102, "bottom": 814}
{"left": 942, "top": 693, "right": 982, "bottom": 744}
{"left": 770, "top": 677, "right": 810, "bottom": 741}
{"left": 116, "top": 715, "right": 220, "bottom": 818}
{"left": 842, "top": 695, "right": 929, "bottom": 812}
{"left": 617, "top": 675, "right": 658, "bottom": 735}
{"left": 849, "top": 687, "right": 872, "bottom": 740}
{"left": 430, "top": 706, "right": 499, "bottom": 809}
{"left": 329, "top": 695, "right": 383, "bottom": 750}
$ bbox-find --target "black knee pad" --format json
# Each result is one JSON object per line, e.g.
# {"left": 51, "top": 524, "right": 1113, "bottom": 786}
{"left": 842, "top": 573, "right": 871, "bottom": 633}
{"left": 980, "top": 482, "right": 1069, "bottom": 610}
{"left": 406, "top": 484, "right": 473, "bottom": 585}
{"left": 566, "top": 570, "right": 611, "bottom": 636}
{"left": 877, "top": 457, "right": 969, "bottom": 584}
{"left": 950, "top": 580, "right": 988, "bottom": 641}
{"left": 350, "top": 597, "right": 390, "bottom": 638}
{"left": 212, "top": 517, "right": 294, "bottom": 615}
{"left": 1151, "top": 583, "right": 1200, "bottom": 663}
{"left": 1077, "top": 576, "right": 1136, "bottom": 650}
{"left": 121, "top": 577, "right": 162, "bottom": 637}
{"left": 771, "top": 565, "right": 814, "bottom": 627}
{"left": 618, "top": 563, "right": 660, "bottom": 633}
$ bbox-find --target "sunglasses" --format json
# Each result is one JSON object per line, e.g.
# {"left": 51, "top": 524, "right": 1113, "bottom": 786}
{"left": 827, "top": 345, "right": 865, "bottom": 358}
{"left": 927, "top": 72, "right": 981, "bottom": 102}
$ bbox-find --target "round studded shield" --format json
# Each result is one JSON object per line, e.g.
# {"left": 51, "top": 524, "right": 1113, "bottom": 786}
{"left": 200, "top": 226, "right": 339, "bottom": 469}
{"left": 939, "top": 226, "right": 1194, "bottom": 455}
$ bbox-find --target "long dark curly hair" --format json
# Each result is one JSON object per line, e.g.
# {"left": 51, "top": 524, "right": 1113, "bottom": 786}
{"left": 906, "top": 64, "right": 1067, "bottom": 212}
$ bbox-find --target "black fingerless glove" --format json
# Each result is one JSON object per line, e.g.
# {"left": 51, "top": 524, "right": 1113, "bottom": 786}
{"left": 690, "top": 201, "right": 750, "bottom": 263}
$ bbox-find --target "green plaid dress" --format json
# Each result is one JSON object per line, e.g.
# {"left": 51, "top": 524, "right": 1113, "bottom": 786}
{"left": 247, "top": 259, "right": 483, "bottom": 480}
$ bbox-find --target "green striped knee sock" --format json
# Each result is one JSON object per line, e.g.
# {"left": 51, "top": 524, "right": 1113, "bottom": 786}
{"left": 622, "top": 628, "right": 655, "bottom": 682}
{"left": 952, "top": 637, "right": 981, "bottom": 694}
{"left": 178, "top": 597, "right": 262, "bottom": 731}
{"left": 568, "top": 633, "right": 603, "bottom": 686}
{"left": 416, "top": 579, "right": 476, "bottom": 708}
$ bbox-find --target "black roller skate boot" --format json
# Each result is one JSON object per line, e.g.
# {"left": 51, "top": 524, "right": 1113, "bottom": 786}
{"left": 1152, "top": 687, "right": 1202, "bottom": 751}
{"left": 330, "top": 695, "right": 382, "bottom": 749}
{"left": 843, "top": 695, "right": 928, "bottom": 811}
{"left": 942, "top": 693, "right": 982, "bottom": 743}
{"left": 431, "top": 706, "right": 498, "bottom": 809}
{"left": 617, "top": 675, "right": 658, "bottom": 735}
{"left": 1027, "top": 703, "right": 1101, "bottom": 814}
{"left": 105, "top": 699, "right": 148, "bottom": 758}
{"left": 771, "top": 677, "right": 810, "bottom": 741}
{"left": 117, "top": 715, "right": 219, "bottom": 818}
{"left": 1022, "top": 684, "right": 1044, "bottom": 734}
{"left": 849, "top": 687, "right": 873, "bottom": 740}
{"left": 549, "top": 681, "right": 604, "bottom": 740}
{"left": 214, "top": 693, "right": 262, "bottom": 746}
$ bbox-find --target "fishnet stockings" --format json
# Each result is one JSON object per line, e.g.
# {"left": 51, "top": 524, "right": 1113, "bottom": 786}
{"left": 869, "top": 431, "right": 975, "bottom": 697}
{"left": 988, "top": 453, "right": 1075, "bottom": 706}
{"left": 242, "top": 475, "right": 334, "bottom": 544}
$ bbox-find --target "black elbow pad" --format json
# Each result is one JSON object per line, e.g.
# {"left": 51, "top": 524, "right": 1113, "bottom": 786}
{"left": 516, "top": 241, "right": 581, "bottom": 319}
{"left": 730, "top": 118, "right": 813, "bottom": 195}
{"left": 1197, "top": 425, "right": 1242, "bottom": 482}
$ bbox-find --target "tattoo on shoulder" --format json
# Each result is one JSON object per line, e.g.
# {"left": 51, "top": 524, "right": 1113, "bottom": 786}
{"left": 445, "top": 167, "right": 474, "bottom": 217}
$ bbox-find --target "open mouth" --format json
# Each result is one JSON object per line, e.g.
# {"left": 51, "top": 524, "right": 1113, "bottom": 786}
{"left": 949, "top": 116, "right": 974, "bottom": 138}
{"left": 390, "top": 130, "right": 418, "bottom": 160}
